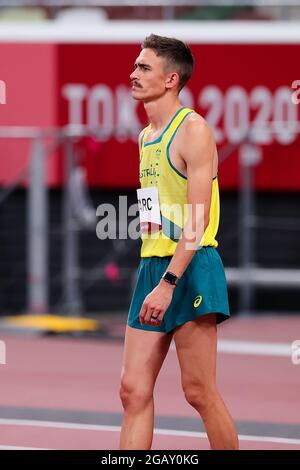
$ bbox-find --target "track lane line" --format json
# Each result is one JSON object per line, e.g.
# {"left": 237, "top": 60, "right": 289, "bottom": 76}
{"left": 1, "top": 418, "right": 300, "bottom": 446}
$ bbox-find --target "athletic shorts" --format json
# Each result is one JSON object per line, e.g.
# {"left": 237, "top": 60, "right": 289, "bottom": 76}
{"left": 127, "top": 247, "right": 230, "bottom": 334}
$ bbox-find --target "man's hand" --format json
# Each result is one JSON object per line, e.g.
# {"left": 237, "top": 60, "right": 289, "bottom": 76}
{"left": 139, "top": 280, "right": 175, "bottom": 326}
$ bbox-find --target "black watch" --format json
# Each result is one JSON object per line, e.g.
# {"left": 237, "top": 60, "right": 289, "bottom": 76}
{"left": 162, "top": 271, "right": 179, "bottom": 287}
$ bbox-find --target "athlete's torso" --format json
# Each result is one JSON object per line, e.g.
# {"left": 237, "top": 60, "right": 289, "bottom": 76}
{"left": 139, "top": 107, "right": 220, "bottom": 258}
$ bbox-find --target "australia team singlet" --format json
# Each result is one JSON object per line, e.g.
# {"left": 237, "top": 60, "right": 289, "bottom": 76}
{"left": 138, "top": 107, "right": 220, "bottom": 258}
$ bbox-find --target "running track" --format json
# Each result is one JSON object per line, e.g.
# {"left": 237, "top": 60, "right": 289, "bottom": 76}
{"left": 0, "top": 315, "right": 300, "bottom": 450}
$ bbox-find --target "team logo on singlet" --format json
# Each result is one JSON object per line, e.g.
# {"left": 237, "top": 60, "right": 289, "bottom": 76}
{"left": 193, "top": 295, "right": 202, "bottom": 308}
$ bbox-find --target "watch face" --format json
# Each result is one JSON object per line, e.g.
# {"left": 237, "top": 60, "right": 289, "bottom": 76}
{"left": 163, "top": 271, "right": 178, "bottom": 285}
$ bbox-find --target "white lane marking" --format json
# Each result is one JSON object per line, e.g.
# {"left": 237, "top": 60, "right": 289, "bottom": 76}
{"left": 0, "top": 445, "right": 48, "bottom": 450}
{"left": 0, "top": 419, "right": 300, "bottom": 447}
{"left": 0, "top": 418, "right": 120, "bottom": 432}
{"left": 155, "top": 429, "right": 300, "bottom": 446}
{"left": 170, "top": 339, "right": 293, "bottom": 357}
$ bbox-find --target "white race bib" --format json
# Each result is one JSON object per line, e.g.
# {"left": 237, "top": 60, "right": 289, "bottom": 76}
{"left": 137, "top": 187, "right": 161, "bottom": 233}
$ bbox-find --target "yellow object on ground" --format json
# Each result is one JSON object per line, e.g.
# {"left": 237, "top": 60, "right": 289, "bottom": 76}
{"left": 4, "top": 314, "right": 100, "bottom": 333}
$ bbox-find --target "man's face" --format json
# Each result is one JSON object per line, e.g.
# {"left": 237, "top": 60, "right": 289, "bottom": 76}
{"left": 130, "top": 48, "right": 171, "bottom": 102}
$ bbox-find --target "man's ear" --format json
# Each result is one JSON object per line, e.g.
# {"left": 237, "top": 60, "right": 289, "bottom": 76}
{"left": 165, "top": 72, "right": 180, "bottom": 90}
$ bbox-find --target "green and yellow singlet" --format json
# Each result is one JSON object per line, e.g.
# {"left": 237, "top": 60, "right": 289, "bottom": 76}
{"left": 139, "top": 107, "right": 220, "bottom": 258}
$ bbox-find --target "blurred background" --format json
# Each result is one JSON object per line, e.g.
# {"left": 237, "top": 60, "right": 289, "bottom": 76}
{"left": 0, "top": 0, "right": 300, "bottom": 452}
{"left": 1, "top": 0, "right": 299, "bottom": 325}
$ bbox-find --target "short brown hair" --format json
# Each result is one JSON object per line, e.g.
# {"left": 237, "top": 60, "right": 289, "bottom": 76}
{"left": 142, "top": 34, "right": 194, "bottom": 92}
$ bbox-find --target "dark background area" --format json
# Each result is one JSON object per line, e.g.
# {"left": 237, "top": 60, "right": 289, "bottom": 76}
{"left": 1, "top": 188, "right": 299, "bottom": 315}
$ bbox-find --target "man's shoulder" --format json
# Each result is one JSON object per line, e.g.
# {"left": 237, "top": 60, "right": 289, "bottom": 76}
{"left": 184, "top": 111, "right": 210, "bottom": 132}
{"left": 180, "top": 110, "right": 214, "bottom": 144}
{"left": 139, "top": 126, "right": 148, "bottom": 139}
{"left": 138, "top": 126, "right": 149, "bottom": 148}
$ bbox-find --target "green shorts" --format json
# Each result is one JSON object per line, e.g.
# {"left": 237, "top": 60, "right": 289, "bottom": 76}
{"left": 127, "top": 247, "right": 230, "bottom": 334}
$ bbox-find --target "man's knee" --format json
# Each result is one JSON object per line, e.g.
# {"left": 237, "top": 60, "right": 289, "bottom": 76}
{"left": 183, "top": 381, "right": 217, "bottom": 413}
{"left": 119, "top": 375, "right": 153, "bottom": 411}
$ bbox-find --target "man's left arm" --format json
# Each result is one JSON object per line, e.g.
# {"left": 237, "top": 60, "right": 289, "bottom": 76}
{"left": 139, "top": 118, "right": 215, "bottom": 325}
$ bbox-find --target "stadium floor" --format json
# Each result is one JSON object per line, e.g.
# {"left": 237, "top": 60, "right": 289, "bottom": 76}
{"left": 0, "top": 314, "right": 300, "bottom": 450}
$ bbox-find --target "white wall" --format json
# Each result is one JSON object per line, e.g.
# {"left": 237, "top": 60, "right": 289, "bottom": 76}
{"left": 0, "top": 21, "right": 300, "bottom": 44}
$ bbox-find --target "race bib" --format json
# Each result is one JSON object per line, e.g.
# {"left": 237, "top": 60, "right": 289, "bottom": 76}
{"left": 137, "top": 187, "right": 161, "bottom": 234}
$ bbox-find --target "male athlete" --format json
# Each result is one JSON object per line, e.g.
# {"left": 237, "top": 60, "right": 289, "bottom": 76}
{"left": 119, "top": 34, "right": 238, "bottom": 450}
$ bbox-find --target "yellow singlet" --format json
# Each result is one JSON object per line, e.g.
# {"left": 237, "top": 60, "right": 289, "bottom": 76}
{"left": 139, "top": 107, "right": 220, "bottom": 258}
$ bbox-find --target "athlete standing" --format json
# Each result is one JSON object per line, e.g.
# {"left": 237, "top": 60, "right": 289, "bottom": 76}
{"left": 119, "top": 34, "right": 239, "bottom": 450}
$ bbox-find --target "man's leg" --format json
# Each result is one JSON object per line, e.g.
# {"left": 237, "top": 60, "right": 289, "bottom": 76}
{"left": 174, "top": 314, "right": 239, "bottom": 450}
{"left": 119, "top": 326, "right": 172, "bottom": 450}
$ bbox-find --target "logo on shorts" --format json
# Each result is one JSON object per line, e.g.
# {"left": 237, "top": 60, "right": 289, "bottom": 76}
{"left": 193, "top": 295, "right": 202, "bottom": 308}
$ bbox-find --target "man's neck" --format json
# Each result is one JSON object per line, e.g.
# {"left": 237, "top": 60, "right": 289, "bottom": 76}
{"left": 144, "top": 97, "right": 182, "bottom": 132}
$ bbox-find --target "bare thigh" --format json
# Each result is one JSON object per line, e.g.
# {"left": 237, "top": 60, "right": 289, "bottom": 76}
{"left": 174, "top": 314, "right": 217, "bottom": 389}
{"left": 121, "top": 326, "right": 173, "bottom": 390}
